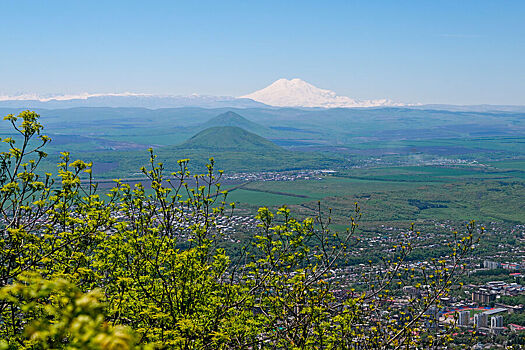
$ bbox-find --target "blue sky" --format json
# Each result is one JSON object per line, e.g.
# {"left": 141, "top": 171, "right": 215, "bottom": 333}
{"left": 1, "top": 0, "right": 524, "bottom": 105}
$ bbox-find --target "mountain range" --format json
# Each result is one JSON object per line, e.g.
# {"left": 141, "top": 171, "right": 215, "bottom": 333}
{"left": 2, "top": 79, "right": 524, "bottom": 111}
{"left": 0, "top": 93, "right": 267, "bottom": 109}
{"left": 0, "top": 79, "right": 401, "bottom": 109}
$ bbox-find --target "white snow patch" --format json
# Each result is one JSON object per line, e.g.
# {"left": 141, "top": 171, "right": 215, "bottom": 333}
{"left": 0, "top": 92, "right": 151, "bottom": 102}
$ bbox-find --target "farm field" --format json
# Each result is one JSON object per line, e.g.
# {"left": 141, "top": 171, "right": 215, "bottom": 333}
{"left": 224, "top": 168, "right": 525, "bottom": 225}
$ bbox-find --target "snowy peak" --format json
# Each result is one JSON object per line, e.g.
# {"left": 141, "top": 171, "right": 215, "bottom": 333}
{"left": 0, "top": 93, "right": 267, "bottom": 109}
{"left": 240, "top": 78, "right": 402, "bottom": 108}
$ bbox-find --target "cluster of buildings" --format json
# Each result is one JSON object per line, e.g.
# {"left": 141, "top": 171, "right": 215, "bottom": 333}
{"left": 483, "top": 260, "right": 522, "bottom": 270}
{"left": 470, "top": 280, "right": 524, "bottom": 304}
{"left": 214, "top": 214, "right": 259, "bottom": 242}
{"left": 344, "top": 219, "right": 525, "bottom": 342}
{"left": 99, "top": 207, "right": 261, "bottom": 244}
{"left": 457, "top": 309, "right": 506, "bottom": 334}
{"left": 351, "top": 156, "right": 482, "bottom": 168}
{"left": 223, "top": 169, "right": 335, "bottom": 182}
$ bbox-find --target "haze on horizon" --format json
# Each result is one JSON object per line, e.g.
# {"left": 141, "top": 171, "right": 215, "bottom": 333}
{"left": 1, "top": 0, "right": 524, "bottom": 106}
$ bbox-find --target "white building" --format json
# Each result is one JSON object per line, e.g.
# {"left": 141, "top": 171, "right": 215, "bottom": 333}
{"left": 484, "top": 260, "right": 502, "bottom": 269}
{"left": 491, "top": 315, "right": 503, "bottom": 328}
{"left": 458, "top": 310, "right": 470, "bottom": 326}
{"left": 474, "top": 313, "right": 488, "bottom": 328}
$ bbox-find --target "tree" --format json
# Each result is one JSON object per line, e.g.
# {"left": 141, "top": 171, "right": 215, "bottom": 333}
{"left": 0, "top": 111, "right": 481, "bottom": 349}
{"left": 0, "top": 272, "right": 136, "bottom": 350}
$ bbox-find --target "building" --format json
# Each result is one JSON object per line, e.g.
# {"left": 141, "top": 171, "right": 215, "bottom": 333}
{"left": 424, "top": 306, "right": 440, "bottom": 329}
{"left": 502, "top": 263, "right": 521, "bottom": 270}
{"left": 495, "top": 303, "right": 523, "bottom": 313}
{"left": 491, "top": 315, "right": 503, "bottom": 328}
{"left": 403, "top": 285, "right": 421, "bottom": 298}
{"left": 484, "top": 260, "right": 502, "bottom": 269}
{"left": 472, "top": 290, "right": 496, "bottom": 304}
{"left": 509, "top": 323, "right": 525, "bottom": 332}
{"left": 484, "top": 308, "right": 508, "bottom": 317}
{"left": 458, "top": 310, "right": 470, "bottom": 326}
{"left": 474, "top": 313, "right": 488, "bottom": 328}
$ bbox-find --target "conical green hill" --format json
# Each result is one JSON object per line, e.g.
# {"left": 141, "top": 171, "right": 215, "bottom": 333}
{"left": 179, "top": 126, "right": 281, "bottom": 151}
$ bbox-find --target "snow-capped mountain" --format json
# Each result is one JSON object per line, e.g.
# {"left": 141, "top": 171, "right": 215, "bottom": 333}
{"left": 240, "top": 78, "right": 402, "bottom": 108}
{"left": 0, "top": 93, "right": 267, "bottom": 109}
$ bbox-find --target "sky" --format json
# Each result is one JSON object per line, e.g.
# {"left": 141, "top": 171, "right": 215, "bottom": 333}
{"left": 1, "top": 0, "right": 524, "bottom": 105}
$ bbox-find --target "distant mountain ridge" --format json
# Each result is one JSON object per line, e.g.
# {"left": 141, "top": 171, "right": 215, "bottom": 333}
{"left": 3, "top": 83, "right": 524, "bottom": 111}
{"left": 0, "top": 93, "right": 268, "bottom": 109}
{"left": 240, "top": 78, "right": 403, "bottom": 108}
